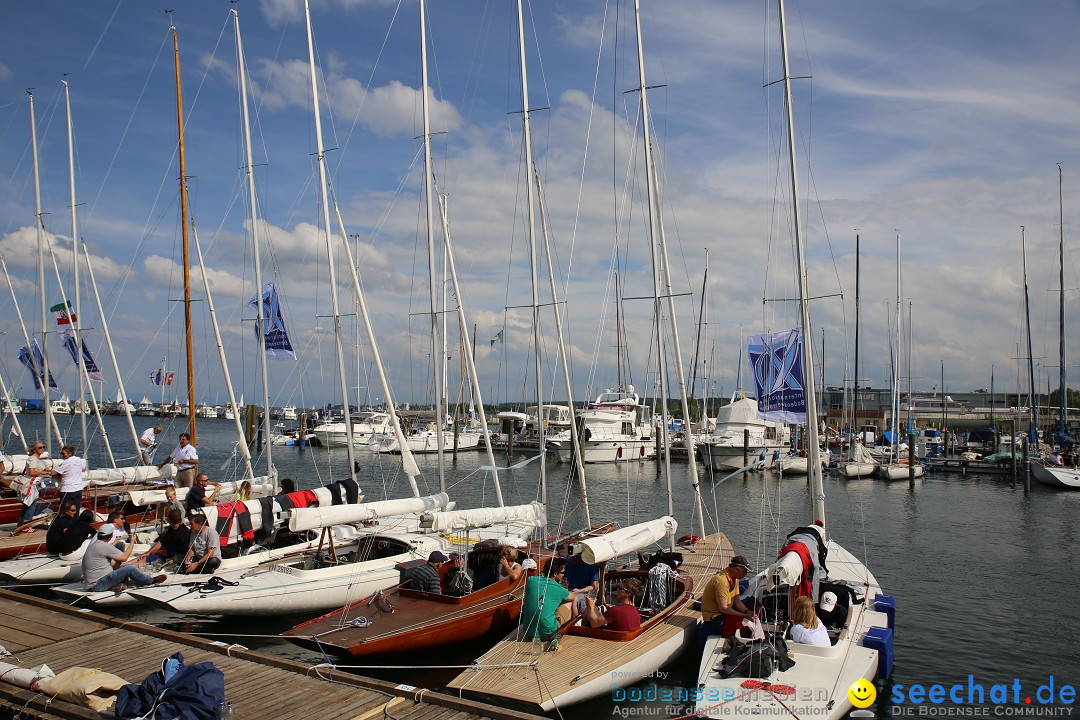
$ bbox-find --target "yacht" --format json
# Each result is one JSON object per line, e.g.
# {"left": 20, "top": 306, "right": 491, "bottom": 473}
{"left": 546, "top": 387, "right": 656, "bottom": 463}
{"left": 697, "top": 395, "right": 792, "bottom": 470}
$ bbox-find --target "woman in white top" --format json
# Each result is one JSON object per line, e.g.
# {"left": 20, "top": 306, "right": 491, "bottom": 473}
{"left": 496, "top": 546, "right": 522, "bottom": 582}
{"left": 789, "top": 595, "right": 831, "bottom": 647}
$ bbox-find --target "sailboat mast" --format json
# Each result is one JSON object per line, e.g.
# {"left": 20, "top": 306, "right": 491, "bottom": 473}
{"left": 233, "top": 8, "right": 273, "bottom": 477}
{"left": 171, "top": 26, "right": 196, "bottom": 443}
{"left": 419, "top": 0, "right": 447, "bottom": 488}
{"left": 892, "top": 235, "right": 900, "bottom": 461}
{"left": 1021, "top": 227, "right": 1038, "bottom": 442}
{"left": 63, "top": 80, "right": 88, "bottom": 453}
{"left": 853, "top": 234, "right": 860, "bottom": 451}
{"left": 1057, "top": 163, "right": 1066, "bottom": 439}
{"left": 515, "top": 0, "right": 546, "bottom": 523}
{"left": 303, "top": 0, "right": 357, "bottom": 481}
{"left": 29, "top": 90, "right": 55, "bottom": 453}
{"left": 777, "top": 0, "right": 824, "bottom": 524}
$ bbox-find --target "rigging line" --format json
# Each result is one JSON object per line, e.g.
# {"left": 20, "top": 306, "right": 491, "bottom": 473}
{"left": 335, "top": 0, "right": 403, "bottom": 171}
{"left": 83, "top": 0, "right": 124, "bottom": 70}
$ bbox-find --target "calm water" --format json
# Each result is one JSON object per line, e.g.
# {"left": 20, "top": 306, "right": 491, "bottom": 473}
{"left": 11, "top": 413, "right": 1080, "bottom": 716}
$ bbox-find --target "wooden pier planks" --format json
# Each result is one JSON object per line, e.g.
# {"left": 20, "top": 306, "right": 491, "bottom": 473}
{"left": 0, "top": 590, "right": 543, "bottom": 720}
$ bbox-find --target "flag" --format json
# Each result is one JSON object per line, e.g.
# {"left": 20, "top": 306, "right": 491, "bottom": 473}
{"left": 17, "top": 340, "right": 59, "bottom": 395}
{"left": 748, "top": 328, "right": 806, "bottom": 424}
{"left": 61, "top": 329, "right": 105, "bottom": 383}
{"left": 50, "top": 300, "right": 77, "bottom": 326}
{"left": 489, "top": 329, "right": 503, "bottom": 348}
{"left": 249, "top": 282, "right": 295, "bottom": 361}
{"left": 165, "top": 372, "right": 175, "bottom": 386}
{"left": 150, "top": 369, "right": 163, "bottom": 386}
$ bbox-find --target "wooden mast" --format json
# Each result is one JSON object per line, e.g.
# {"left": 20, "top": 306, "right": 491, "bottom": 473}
{"left": 172, "top": 24, "right": 196, "bottom": 443}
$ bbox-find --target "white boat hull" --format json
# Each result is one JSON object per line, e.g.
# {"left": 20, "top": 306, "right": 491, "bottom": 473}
{"left": 877, "top": 463, "right": 924, "bottom": 480}
{"left": 1031, "top": 462, "right": 1080, "bottom": 489}
{"left": 699, "top": 443, "right": 785, "bottom": 470}
{"left": 550, "top": 438, "right": 656, "bottom": 463}
{"left": 840, "top": 462, "right": 877, "bottom": 478}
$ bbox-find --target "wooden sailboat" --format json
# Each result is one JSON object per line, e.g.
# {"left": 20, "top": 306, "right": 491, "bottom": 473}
{"left": 696, "top": 3, "right": 894, "bottom": 716}
{"left": 448, "top": 2, "right": 723, "bottom": 709}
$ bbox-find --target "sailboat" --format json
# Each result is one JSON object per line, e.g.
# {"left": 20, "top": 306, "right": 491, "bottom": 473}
{"left": 447, "top": 1, "right": 724, "bottom": 710}
{"left": 841, "top": 234, "right": 877, "bottom": 478}
{"left": 696, "top": 2, "right": 895, "bottom": 716}
{"left": 1032, "top": 165, "right": 1080, "bottom": 488}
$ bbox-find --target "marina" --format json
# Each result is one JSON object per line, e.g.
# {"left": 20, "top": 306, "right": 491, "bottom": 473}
{"left": 0, "top": 0, "right": 1078, "bottom": 717}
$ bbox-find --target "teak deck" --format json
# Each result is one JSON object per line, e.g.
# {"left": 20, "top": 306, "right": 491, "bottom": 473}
{"left": 0, "top": 590, "right": 543, "bottom": 720}
{"left": 447, "top": 532, "right": 732, "bottom": 709}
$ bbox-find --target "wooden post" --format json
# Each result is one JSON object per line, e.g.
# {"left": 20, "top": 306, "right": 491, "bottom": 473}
{"left": 1023, "top": 431, "right": 1031, "bottom": 493}
{"left": 743, "top": 429, "right": 750, "bottom": 467}
{"left": 1009, "top": 419, "right": 1017, "bottom": 487}
{"left": 908, "top": 431, "right": 916, "bottom": 488}
{"left": 453, "top": 419, "right": 459, "bottom": 461}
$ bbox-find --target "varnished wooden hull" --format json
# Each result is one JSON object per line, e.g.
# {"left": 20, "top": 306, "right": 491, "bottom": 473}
{"left": 285, "top": 574, "right": 527, "bottom": 658}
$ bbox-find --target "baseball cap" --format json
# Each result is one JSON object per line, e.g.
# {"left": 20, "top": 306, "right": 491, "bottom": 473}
{"left": 819, "top": 591, "right": 838, "bottom": 612}
{"left": 729, "top": 555, "right": 753, "bottom": 572}
{"left": 96, "top": 523, "right": 115, "bottom": 537}
{"left": 520, "top": 558, "right": 538, "bottom": 571}
{"left": 428, "top": 550, "right": 450, "bottom": 563}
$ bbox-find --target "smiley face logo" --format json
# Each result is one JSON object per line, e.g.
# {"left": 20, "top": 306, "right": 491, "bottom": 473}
{"left": 848, "top": 678, "right": 876, "bottom": 708}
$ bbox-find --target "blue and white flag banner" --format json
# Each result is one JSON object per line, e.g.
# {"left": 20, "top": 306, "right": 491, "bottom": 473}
{"left": 748, "top": 328, "right": 807, "bottom": 424}
{"left": 249, "top": 282, "right": 296, "bottom": 361}
{"left": 17, "top": 339, "right": 59, "bottom": 395}
{"left": 61, "top": 329, "right": 105, "bottom": 383}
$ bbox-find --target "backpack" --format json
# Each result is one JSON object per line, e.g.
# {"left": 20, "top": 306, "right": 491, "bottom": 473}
{"left": 717, "top": 638, "right": 795, "bottom": 679}
{"left": 445, "top": 568, "right": 474, "bottom": 597}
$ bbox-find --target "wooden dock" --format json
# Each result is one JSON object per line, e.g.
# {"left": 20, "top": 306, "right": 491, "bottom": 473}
{"left": 0, "top": 589, "right": 544, "bottom": 720}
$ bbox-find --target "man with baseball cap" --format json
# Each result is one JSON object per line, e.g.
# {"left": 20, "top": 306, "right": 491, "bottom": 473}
{"left": 700, "top": 554, "right": 758, "bottom": 636}
{"left": 81, "top": 524, "right": 166, "bottom": 592}
{"left": 409, "top": 550, "right": 449, "bottom": 593}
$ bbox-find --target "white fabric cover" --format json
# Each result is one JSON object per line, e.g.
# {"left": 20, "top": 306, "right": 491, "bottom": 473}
{"left": 422, "top": 501, "right": 545, "bottom": 533}
{"left": 288, "top": 493, "right": 450, "bottom": 533}
{"left": 765, "top": 552, "right": 804, "bottom": 590}
{"left": 126, "top": 475, "right": 273, "bottom": 506}
{"left": 0, "top": 662, "right": 53, "bottom": 689}
{"left": 576, "top": 516, "right": 677, "bottom": 565}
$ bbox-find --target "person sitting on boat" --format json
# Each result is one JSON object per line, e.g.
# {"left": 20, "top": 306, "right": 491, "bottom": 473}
{"left": 157, "top": 432, "right": 198, "bottom": 488}
{"left": 81, "top": 523, "right": 166, "bottom": 591}
{"left": 45, "top": 502, "right": 80, "bottom": 555}
{"left": 497, "top": 546, "right": 523, "bottom": 582}
{"left": 1049, "top": 450, "right": 1064, "bottom": 466}
{"left": 236, "top": 480, "right": 252, "bottom": 502}
{"left": 57, "top": 509, "right": 96, "bottom": 556}
{"left": 141, "top": 509, "right": 192, "bottom": 567}
{"left": 410, "top": 550, "right": 449, "bottom": 593}
{"left": 158, "top": 485, "right": 185, "bottom": 532}
{"left": 520, "top": 557, "right": 538, "bottom": 573}
{"left": 103, "top": 510, "right": 131, "bottom": 551}
{"left": 181, "top": 512, "right": 221, "bottom": 574}
{"left": 816, "top": 590, "right": 845, "bottom": 628}
{"left": 139, "top": 424, "right": 162, "bottom": 465}
{"left": 185, "top": 473, "right": 219, "bottom": 515}
{"left": 521, "top": 557, "right": 572, "bottom": 639}
{"left": 582, "top": 582, "right": 642, "bottom": 631}
{"left": 51, "top": 445, "right": 85, "bottom": 509}
{"left": 789, "top": 595, "right": 830, "bottom": 647}
{"left": 564, "top": 549, "right": 600, "bottom": 614}
{"left": 701, "top": 555, "right": 757, "bottom": 637}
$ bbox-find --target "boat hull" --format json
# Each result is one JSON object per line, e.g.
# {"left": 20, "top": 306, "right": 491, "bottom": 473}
{"left": 878, "top": 463, "right": 924, "bottom": 480}
{"left": 550, "top": 439, "right": 656, "bottom": 464}
{"left": 1031, "top": 463, "right": 1080, "bottom": 489}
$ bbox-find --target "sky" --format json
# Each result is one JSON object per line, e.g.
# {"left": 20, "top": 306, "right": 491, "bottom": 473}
{"left": 0, "top": 0, "right": 1078, "bottom": 413}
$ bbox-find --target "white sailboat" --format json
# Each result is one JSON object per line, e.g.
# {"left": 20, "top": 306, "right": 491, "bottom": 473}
{"left": 696, "top": 3, "right": 894, "bottom": 717}
{"left": 698, "top": 395, "right": 791, "bottom": 470}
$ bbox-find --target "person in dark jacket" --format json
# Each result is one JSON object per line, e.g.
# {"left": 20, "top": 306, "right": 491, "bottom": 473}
{"left": 410, "top": 550, "right": 448, "bottom": 593}
{"left": 45, "top": 502, "right": 79, "bottom": 554}
{"left": 56, "top": 508, "right": 96, "bottom": 555}
{"left": 140, "top": 509, "right": 192, "bottom": 566}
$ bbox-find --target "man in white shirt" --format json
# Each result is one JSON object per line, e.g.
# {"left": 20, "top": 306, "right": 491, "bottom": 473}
{"left": 139, "top": 424, "right": 163, "bottom": 465}
{"left": 157, "top": 432, "right": 199, "bottom": 488}
{"left": 50, "top": 445, "right": 86, "bottom": 509}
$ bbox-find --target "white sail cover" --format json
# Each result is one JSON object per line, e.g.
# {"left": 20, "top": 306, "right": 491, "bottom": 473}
{"left": 576, "top": 516, "right": 677, "bottom": 565}
{"left": 288, "top": 492, "right": 450, "bottom": 533}
{"left": 422, "top": 501, "right": 545, "bottom": 533}
{"left": 125, "top": 476, "right": 274, "bottom": 506}
{"left": 2, "top": 457, "right": 176, "bottom": 484}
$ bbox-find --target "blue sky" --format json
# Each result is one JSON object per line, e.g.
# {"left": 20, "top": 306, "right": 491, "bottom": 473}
{"left": 0, "top": 0, "right": 1078, "bottom": 413}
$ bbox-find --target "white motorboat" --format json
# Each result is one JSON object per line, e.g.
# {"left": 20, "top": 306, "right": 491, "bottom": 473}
{"left": 1030, "top": 461, "right": 1080, "bottom": 488}
{"left": 369, "top": 424, "right": 483, "bottom": 454}
{"left": 546, "top": 388, "right": 656, "bottom": 463}
{"left": 312, "top": 410, "right": 392, "bottom": 447}
{"left": 698, "top": 396, "right": 791, "bottom": 470}
{"left": 136, "top": 397, "right": 157, "bottom": 416}
{"left": 50, "top": 395, "right": 72, "bottom": 415}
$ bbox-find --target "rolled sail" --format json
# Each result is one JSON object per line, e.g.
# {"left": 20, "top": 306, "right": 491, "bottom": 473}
{"left": 422, "top": 501, "right": 545, "bottom": 533}
{"left": 126, "top": 475, "right": 274, "bottom": 506}
{"left": 576, "top": 516, "right": 677, "bottom": 565}
{"left": 288, "top": 492, "right": 450, "bottom": 533}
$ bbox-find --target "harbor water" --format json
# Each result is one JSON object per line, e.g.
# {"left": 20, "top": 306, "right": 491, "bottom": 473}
{"left": 10, "top": 414, "right": 1080, "bottom": 716}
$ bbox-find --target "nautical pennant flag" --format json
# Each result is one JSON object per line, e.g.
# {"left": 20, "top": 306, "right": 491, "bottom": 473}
{"left": 17, "top": 340, "right": 59, "bottom": 394}
{"left": 50, "top": 300, "right": 77, "bottom": 326}
{"left": 489, "top": 329, "right": 503, "bottom": 348}
{"left": 150, "top": 369, "right": 175, "bottom": 386}
{"left": 747, "top": 328, "right": 807, "bottom": 424}
{"left": 61, "top": 329, "right": 105, "bottom": 383}
{"left": 248, "top": 282, "right": 296, "bottom": 361}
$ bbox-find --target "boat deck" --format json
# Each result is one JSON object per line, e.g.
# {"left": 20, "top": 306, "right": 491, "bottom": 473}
{"left": 447, "top": 532, "right": 732, "bottom": 710}
{"left": 0, "top": 590, "right": 542, "bottom": 720}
